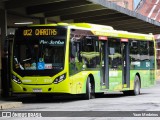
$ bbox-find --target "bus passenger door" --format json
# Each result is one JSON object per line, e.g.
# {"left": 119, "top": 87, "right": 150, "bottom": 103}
{"left": 99, "top": 38, "right": 109, "bottom": 89}
{"left": 108, "top": 39, "right": 122, "bottom": 90}
{"left": 107, "top": 38, "right": 130, "bottom": 90}
{"left": 99, "top": 38, "right": 130, "bottom": 90}
{"left": 121, "top": 39, "right": 130, "bottom": 88}
{"left": 100, "top": 41, "right": 109, "bottom": 89}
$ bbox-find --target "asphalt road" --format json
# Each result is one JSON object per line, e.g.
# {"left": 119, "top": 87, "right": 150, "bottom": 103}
{"left": 1, "top": 81, "right": 160, "bottom": 120}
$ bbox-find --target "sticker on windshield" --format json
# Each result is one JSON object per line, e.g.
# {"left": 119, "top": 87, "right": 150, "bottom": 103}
{"left": 37, "top": 62, "right": 45, "bottom": 70}
{"left": 45, "top": 64, "right": 52, "bottom": 69}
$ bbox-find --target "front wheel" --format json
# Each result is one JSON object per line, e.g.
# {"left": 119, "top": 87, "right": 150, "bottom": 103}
{"left": 84, "top": 77, "right": 95, "bottom": 100}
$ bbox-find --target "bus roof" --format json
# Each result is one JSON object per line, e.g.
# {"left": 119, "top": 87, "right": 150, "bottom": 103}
{"left": 31, "top": 23, "right": 154, "bottom": 41}
{"left": 32, "top": 23, "right": 114, "bottom": 31}
{"left": 70, "top": 23, "right": 114, "bottom": 31}
{"left": 70, "top": 23, "right": 154, "bottom": 41}
{"left": 91, "top": 30, "right": 154, "bottom": 40}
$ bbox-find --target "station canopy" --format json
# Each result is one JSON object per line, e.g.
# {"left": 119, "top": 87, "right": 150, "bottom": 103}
{"left": 1, "top": 0, "right": 160, "bottom": 34}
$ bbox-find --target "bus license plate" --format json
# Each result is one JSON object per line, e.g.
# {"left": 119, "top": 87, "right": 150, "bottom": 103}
{"left": 33, "top": 88, "right": 42, "bottom": 92}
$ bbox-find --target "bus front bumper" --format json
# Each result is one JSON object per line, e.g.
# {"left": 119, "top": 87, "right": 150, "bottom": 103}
{"left": 12, "top": 81, "right": 71, "bottom": 94}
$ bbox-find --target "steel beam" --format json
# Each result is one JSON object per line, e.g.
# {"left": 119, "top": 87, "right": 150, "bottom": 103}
{"left": 26, "top": 0, "right": 91, "bottom": 15}
{"left": 45, "top": 4, "right": 105, "bottom": 17}
{"left": 5, "top": 0, "right": 68, "bottom": 9}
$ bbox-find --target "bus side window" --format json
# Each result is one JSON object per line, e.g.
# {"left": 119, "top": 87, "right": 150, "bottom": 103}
{"left": 81, "top": 36, "right": 100, "bottom": 68}
{"left": 108, "top": 38, "right": 121, "bottom": 69}
{"left": 69, "top": 36, "right": 83, "bottom": 75}
{"left": 70, "top": 41, "right": 75, "bottom": 62}
{"left": 130, "top": 40, "right": 140, "bottom": 69}
{"left": 139, "top": 41, "right": 149, "bottom": 69}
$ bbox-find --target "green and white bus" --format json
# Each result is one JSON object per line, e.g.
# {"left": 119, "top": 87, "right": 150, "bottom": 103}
{"left": 11, "top": 23, "right": 156, "bottom": 99}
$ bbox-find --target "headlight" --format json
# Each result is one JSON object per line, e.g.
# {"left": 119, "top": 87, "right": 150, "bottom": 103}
{"left": 12, "top": 75, "right": 22, "bottom": 84}
{"left": 53, "top": 73, "right": 66, "bottom": 84}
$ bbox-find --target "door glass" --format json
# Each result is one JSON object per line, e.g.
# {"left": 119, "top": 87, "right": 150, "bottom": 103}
{"left": 108, "top": 38, "right": 122, "bottom": 90}
{"left": 100, "top": 41, "right": 105, "bottom": 84}
{"left": 108, "top": 39, "right": 122, "bottom": 70}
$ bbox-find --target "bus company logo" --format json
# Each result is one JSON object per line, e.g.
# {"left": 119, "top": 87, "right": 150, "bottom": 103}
{"left": 2, "top": 112, "right": 12, "bottom": 118}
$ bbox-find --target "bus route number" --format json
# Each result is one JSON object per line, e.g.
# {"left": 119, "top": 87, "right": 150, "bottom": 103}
{"left": 23, "top": 29, "right": 32, "bottom": 36}
{"left": 23, "top": 29, "right": 58, "bottom": 36}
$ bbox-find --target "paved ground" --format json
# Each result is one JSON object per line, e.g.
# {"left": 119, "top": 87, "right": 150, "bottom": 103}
{"left": 0, "top": 80, "right": 160, "bottom": 120}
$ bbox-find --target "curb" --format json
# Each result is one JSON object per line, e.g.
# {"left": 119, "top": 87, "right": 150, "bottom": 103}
{"left": 0, "top": 102, "right": 22, "bottom": 110}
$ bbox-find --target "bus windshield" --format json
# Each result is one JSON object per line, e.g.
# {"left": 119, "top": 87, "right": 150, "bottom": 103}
{"left": 13, "top": 27, "right": 67, "bottom": 77}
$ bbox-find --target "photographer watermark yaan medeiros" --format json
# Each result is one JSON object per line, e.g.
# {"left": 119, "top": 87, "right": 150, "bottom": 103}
{"left": 0, "top": 111, "right": 160, "bottom": 118}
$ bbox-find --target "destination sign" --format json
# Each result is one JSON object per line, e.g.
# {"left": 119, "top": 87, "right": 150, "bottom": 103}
{"left": 23, "top": 29, "right": 58, "bottom": 36}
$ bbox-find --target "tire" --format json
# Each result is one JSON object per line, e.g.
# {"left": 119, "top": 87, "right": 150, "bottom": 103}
{"left": 84, "top": 77, "right": 95, "bottom": 100}
{"left": 132, "top": 75, "right": 141, "bottom": 95}
{"left": 123, "top": 75, "right": 140, "bottom": 96}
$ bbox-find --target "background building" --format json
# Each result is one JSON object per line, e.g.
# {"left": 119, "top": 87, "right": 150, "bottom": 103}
{"left": 108, "top": 0, "right": 134, "bottom": 10}
{"left": 136, "top": 0, "right": 160, "bottom": 22}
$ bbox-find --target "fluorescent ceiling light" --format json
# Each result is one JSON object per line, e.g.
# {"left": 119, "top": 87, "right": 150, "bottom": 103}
{"left": 14, "top": 22, "right": 33, "bottom": 25}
